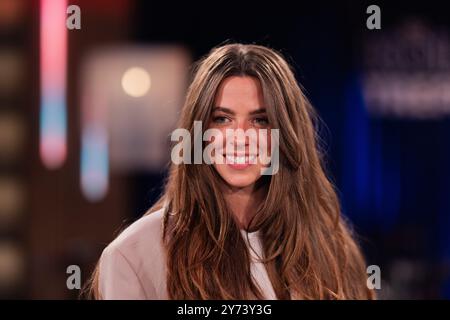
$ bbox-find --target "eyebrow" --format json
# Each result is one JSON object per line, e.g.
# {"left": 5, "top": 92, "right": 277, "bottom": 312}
{"left": 212, "top": 106, "right": 267, "bottom": 116}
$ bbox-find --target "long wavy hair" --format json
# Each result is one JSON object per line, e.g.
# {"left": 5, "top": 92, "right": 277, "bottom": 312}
{"left": 87, "top": 43, "right": 375, "bottom": 300}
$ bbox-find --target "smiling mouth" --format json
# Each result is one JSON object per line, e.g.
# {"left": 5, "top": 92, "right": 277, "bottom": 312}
{"left": 223, "top": 154, "right": 257, "bottom": 165}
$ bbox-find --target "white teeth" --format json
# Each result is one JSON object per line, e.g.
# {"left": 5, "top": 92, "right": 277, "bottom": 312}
{"left": 226, "top": 155, "right": 235, "bottom": 164}
{"left": 225, "top": 155, "right": 257, "bottom": 165}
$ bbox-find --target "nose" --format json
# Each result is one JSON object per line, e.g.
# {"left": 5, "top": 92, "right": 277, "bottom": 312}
{"left": 231, "top": 118, "right": 251, "bottom": 131}
{"left": 227, "top": 119, "right": 250, "bottom": 152}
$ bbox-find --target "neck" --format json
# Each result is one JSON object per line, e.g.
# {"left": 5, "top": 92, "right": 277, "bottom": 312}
{"left": 221, "top": 180, "right": 267, "bottom": 230}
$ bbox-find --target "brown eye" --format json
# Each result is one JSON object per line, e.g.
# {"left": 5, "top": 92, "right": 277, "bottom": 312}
{"left": 213, "top": 116, "right": 231, "bottom": 124}
{"left": 253, "top": 117, "right": 269, "bottom": 126}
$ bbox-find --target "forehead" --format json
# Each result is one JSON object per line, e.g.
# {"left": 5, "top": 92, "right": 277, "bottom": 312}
{"left": 214, "top": 76, "right": 264, "bottom": 111}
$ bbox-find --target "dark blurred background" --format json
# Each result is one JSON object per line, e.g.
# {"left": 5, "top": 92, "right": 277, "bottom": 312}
{"left": 0, "top": 0, "right": 449, "bottom": 299}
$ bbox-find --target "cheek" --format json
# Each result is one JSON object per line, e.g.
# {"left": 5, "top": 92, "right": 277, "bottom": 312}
{"left": 204, "top": 127, "right": 226, "bottom": 160}
{"left": 216, "top": 129, "right": 227, "bottom": 151}
{"left": 256, "top": 129, "right": 272, "bottom": 164}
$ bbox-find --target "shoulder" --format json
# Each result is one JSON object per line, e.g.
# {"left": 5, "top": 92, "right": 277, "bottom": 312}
{"left": 98, "top": 207, "right": 168, "bottom": 299}
{"left": 106, "top": 207, "right": 165, "bottom": 256}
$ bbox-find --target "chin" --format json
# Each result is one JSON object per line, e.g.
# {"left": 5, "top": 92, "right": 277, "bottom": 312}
{"left": 215, "top": 165, "right": 261, "bottom": 189}
{"left": 224, "top": 178, "right": 257, "bottom": 189}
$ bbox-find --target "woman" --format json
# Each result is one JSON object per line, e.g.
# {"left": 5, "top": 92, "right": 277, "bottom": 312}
{"left": 87, "top": 43, "right": 375, "bottom": 300}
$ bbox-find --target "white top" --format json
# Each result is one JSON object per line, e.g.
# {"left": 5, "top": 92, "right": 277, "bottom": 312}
{"left": 98, "top": 207, "right": 277, "bottom": 299}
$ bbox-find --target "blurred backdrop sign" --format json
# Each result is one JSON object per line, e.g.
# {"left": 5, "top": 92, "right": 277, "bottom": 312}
{"left": 362, "top": 19, "right": 450, "bottom": 119}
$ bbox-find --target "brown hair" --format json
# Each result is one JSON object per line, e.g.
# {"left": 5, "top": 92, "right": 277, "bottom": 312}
{"left": 87, "top": 43, "right": 375, "bottom": 300}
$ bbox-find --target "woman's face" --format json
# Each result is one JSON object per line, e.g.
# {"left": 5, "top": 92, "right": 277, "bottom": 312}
{"left": 207, "top": 76, "right": 271, "bottom": 190}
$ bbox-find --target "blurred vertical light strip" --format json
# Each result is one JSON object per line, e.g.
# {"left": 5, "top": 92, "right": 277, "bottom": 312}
{"left": 80, "top": 124, "right": 108, "bottom": 202}
{"left": 343, "top": 73, "right": 400, "bottom": 231}
{"left": 342, "top": 73, "right": 370, "bottom": 226}
{"left": 40, "top": 0, "right": 68, "bottom": 169}
{"left": 80, "top": 93, "right": 109, "bottom": 202}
